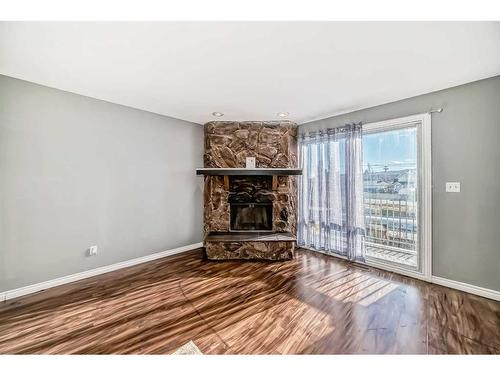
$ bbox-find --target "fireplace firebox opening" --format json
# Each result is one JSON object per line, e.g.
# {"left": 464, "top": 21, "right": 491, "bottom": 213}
{"left": 230, "top": 203, "right": 273, "bottom": 231}
{"left": 228, "top": 175, "right": 274, "bottom": 232}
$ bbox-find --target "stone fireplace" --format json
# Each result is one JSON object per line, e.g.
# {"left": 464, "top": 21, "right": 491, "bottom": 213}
{"left": 197, "top": 121, "right": 300, "bottom": 260}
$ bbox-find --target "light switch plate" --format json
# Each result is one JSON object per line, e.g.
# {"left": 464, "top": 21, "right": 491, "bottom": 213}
{"left": 446, "top": 182, "right": 461, "bottom": 193}
{"left": 245, "top": 157, "right": 256, "bottom": 168}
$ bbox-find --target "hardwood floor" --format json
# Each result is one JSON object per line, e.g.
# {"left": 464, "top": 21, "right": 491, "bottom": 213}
{"left": 0, "top": 248, "right": 499, "bottom": 354}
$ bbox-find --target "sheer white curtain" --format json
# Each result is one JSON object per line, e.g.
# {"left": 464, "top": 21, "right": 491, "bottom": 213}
{"left": 298, "top": 124, "right": 366, "bottom": 261}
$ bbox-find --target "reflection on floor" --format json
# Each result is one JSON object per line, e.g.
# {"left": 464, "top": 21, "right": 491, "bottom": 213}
{"left": 366, "top": 244, "right": 418, "bottom": 267}
{"left": 0, "top": 248, "right": 498, "bottom": 354}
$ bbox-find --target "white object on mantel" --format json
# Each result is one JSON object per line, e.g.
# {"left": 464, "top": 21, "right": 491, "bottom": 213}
{"left": 246, "top": 157, "right": 256, "bottom": 168}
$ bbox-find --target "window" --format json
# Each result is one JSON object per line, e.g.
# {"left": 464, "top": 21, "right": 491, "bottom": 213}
{"left": 362, "top": 114, "right": 431, "bottom": 280}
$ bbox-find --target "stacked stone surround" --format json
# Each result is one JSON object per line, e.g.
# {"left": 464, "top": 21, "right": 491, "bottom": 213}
{"left": 203, "top": 121, "right": 297, "bottom": 169}
{"left": 204, "top": 241, "right": 295, "bottom": 261}
{"left": 203, "top": 121, "right": 298, "bottom": 260}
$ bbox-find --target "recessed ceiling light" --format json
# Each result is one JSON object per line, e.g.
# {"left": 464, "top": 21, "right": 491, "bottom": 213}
{"left": 212, "top": 112, "right": 224, "bottom": 117}
{"left": 277, "top": 112, "right": 289, "bottom": 118}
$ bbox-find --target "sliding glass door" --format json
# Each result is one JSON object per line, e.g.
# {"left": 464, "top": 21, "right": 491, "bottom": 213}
{"left": 362, "top": 114, "right": 431, "bottom": 279}
{"left": 363, "top": 125, "right": 419, "bottom": 268}
{"left": 299, "top": 114, "right": 431, "bottom": 280}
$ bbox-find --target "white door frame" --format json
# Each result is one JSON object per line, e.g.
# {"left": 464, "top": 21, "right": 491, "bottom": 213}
{"left": 362, "top": 113, "right": 432, "bottom": 282}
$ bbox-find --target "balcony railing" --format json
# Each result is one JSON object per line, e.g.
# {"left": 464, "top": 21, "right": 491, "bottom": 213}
{"left": 299, "top": 196, "right": 418, "bottom": 267}
{"left": 364, "top": 197, "right": 418, "bottom": 267}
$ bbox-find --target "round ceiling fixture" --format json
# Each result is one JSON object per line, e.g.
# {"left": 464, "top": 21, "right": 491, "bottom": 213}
{"left": 277, "top": 112, "right": 289, "bottom": 118}
{"left": 212, "top": 112, "right": 224, "bottom": 117}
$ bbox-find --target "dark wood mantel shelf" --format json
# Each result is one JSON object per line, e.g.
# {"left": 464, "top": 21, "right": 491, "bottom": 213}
{"left": 196, "top": 168, "right": 302, "bottom": 176}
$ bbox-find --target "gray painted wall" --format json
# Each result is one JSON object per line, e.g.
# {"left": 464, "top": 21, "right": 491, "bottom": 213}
{"left": 300, "top": 75, "right": 500, "bottom": 291}
{"left": 0, "top": 75, "right": 204, "bottom": 291}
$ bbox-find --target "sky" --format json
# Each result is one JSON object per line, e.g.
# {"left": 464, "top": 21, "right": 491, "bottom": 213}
{"left": 363, "top": 127, "right": 417, "bottom": 172}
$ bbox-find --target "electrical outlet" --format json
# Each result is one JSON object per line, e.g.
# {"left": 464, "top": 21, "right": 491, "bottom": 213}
{"left": 445, "top": 182, "right": 461, "bottom": 193}
{"left": 88, "top": 245, "right": 98, "bottom": 256}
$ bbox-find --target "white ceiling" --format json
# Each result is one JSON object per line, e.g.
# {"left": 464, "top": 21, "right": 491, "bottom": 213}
{"left": 1, "top": 22, "right": 499, "bottom": 124}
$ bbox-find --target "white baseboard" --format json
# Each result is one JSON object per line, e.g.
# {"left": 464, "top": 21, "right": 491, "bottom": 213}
{"left": 431, "top": 276, "right": 500, "bottom": 302}
{"left": 0, "top": 242, "right": 203, "bottom": 302}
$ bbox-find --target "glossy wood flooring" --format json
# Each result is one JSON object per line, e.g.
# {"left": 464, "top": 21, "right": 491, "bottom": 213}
{"left": 1, "top": 248, "right": 499, "bottom": 354}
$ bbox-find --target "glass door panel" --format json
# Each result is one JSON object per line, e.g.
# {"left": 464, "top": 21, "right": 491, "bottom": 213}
{"left": 362, "top": 125, "right": 419, "bottom": 269}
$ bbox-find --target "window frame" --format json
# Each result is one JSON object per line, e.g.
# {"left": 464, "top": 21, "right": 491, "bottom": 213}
{"left": 362, "top": 113, "right": 432, "bottom": 281}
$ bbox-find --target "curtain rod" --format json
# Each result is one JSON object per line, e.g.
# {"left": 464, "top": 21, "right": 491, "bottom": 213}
{"left": 300, "top": 108, "right": 444, "bottom": 138}
{"left": 428, "top": 108, "right": 443, "bottom": 114}
{"left": 361, "top": 108, "right": 444, "bottom": 126}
